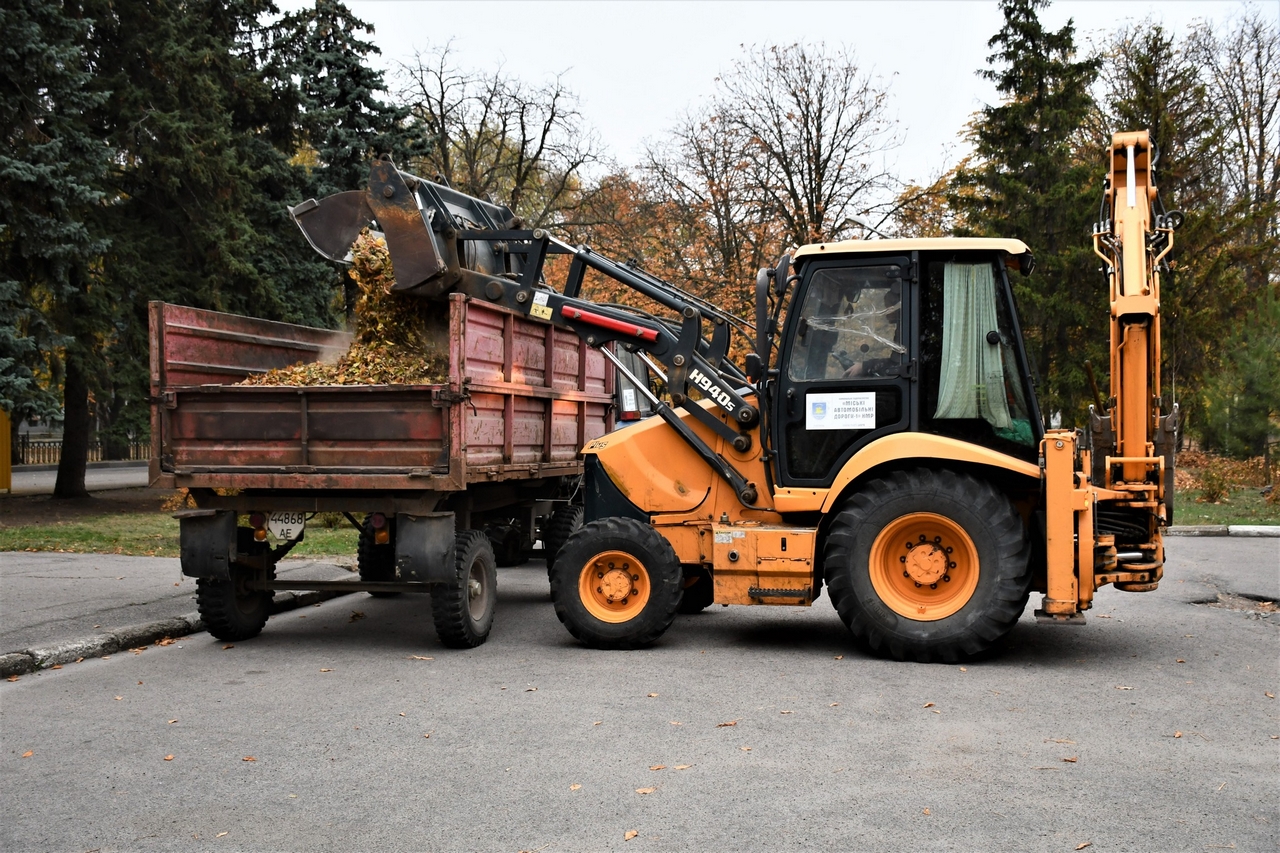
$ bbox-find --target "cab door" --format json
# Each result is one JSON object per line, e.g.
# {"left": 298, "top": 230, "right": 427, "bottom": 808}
{"left": 773, "top": 256, "right": 914, "bottom": 487}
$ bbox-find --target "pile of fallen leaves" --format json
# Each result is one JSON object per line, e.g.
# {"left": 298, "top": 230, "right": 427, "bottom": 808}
{"left": 240, "top": 230, "right": 447, "bottom": 387}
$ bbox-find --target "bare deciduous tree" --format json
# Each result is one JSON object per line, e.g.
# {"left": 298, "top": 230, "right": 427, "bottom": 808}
{"left": 395, "top": 43, "right": 599, "bottom": 225}
{"left": 714, "top": 43, "right": 900, "bottom": 245}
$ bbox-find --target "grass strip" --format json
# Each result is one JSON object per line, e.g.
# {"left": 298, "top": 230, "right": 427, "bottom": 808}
{"left": 0, "top": 513, "right": 359, "bottom": 558}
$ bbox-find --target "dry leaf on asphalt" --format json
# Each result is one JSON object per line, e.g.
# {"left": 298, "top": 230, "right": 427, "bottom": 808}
{"left": 647, "top": 693, "right": 658, "bottom": 698}
{"left": 923, "top": 702, "right": 935, "bottom": 708}
{"left": 1174, "top": 731, "right": 1183, "bottom": 738}
{"left": 923, "top": 808, "right": 931, "bottom": 815}
{"left": 320, "top": 669, "right": 333, "bottom": 673}
{"left": 833, "top": 655, "right": 843, "bottom": 660}
{"left": 669, "top": 721, "right": 681, "bottom": 726}
{"left": 593, "top": 721, "right": 602, "bottom": 726}
{"left": 216, "top": 832, "right": 228, "bottom": 838}
{"left": 168, "top": 720, "right": 178, "bottom": 724}
{"left": 7, "top": 675, "right": 18, "bottom": 682}
{"left": 624, "top": 830, "right": 638, "bottom": 841}
{"left": 830, "top": 703, "right": 840, "bottom": 707}
{"left": 50, "top": 665, "right": 62, "bottom": 670}
{"left": 222, "top": 644, "right": 234, "bottom": 650}
{"left": 959, "top": 667, "right": 968, "bottom": 672}
{"left": 114, "top": 696, "right": 122, "bottom": 701}
{"left": 525, "top": 687, "right": 537, "bottom": 692}
{"left": 1076, "top": 843, "right": 1092, "bottom": 850}
{"left": 635, "top": 787, "right": 656, "bottom": 795}
{"left": 1267, "top": 692, "right": 1275, "bottom": 699}
{"left": 780, "top": 710, "right": 792, "bottom": 715}
{"left": 675, "top": 764, "right": 692, "bottom": 770}
{"left": 349, "top": 611, "right": 365, "bottom": 623}
{"left": 407, "top": 656, "right": 434, "bottom": 661}
{"left": 650, "top": 765, "right": 666, "bottom": 771}
{"left": 1115, "top": 686, "right": 1133, "bottom": 690}
{"left": 242, "top": 756, "right": 257, "bottom": 762}
{"left": 570, "top": 784, "right": 581, "bottom": 791}
{"left": 740, "top": 746, "right": 751, "bottom": 752}
{"left": 1176, "top": 659, "right": 1185, "bottom": 663}
{"left": 21, "top": 750, "right": 33, "bottom": 758}
{"left": 716, "top": 720, "right": 738, "bottom": 727}
{"left": 1062, "top": 756, "right": 1078, "bottom": 763}
{"left": 164, "top": 755, "right": 174, "bottom": 761}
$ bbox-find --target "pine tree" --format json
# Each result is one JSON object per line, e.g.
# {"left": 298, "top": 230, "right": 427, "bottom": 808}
{"left": 0, "top": 0, "right": 109, "bottom": 494}
{"left": 950, "top": 0, "right": 1102, "bottom": 426}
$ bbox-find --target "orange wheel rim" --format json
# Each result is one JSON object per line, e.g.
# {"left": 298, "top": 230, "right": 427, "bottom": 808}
{"left": 578, "top": 550, "right": 651, "bottom": 623}
{"left": 869, "top": 512, "right": 979, "bottom": 621}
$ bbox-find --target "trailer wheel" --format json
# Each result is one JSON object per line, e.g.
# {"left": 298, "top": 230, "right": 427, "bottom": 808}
{"left": 677, "top": 566, "right": 715, "bottom": 614}
{"left": 543, "top": 504, "right": 583, "bottom": 580}
{"left": 358, "top": 516, "right": 399, "bottom": 597}
{"left": 196, "top": 559, "right": 274, "bottom": 643}
{"left": 431, "top": 530, "right": 497, "bottom": 649}
{"left": 825, "top": 469, "right": 1031, "bottom": 663}
{"left": 550, "top": 517, "right": 681, "bottom": 649}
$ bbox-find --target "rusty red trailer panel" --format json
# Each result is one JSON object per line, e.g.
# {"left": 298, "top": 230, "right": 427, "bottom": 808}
{"left": 149, "top": 295, "right": 613, "bottom": 492}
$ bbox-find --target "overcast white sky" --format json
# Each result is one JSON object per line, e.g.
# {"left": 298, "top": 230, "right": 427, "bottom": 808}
{"left": 311, "top": 0, "right": 1261, "bottom": 185}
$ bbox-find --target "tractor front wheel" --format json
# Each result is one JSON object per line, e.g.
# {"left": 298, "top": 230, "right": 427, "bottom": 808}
{"left": 550, "top": 517, "right": 682, "bottom": 649}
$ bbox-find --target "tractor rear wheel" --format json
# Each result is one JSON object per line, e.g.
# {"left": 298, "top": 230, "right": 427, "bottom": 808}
{"left": 550, "top": 517, "right": 682, "bottom": 649}
{"left": 825, "top": 468, "right": 1031, "bottom": 663}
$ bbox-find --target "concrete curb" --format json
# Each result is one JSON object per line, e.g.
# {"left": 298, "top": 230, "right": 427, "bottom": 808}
{"left": 0, "top": 588, "right": 353, "bottom": 678}
{"left": 13, "top": 460, "right": 149, "bottom": 474}
{"left": 1167, "top": 525, "right": 1280, "bottom": 537}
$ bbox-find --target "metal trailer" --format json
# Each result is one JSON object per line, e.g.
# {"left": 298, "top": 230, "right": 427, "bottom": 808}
{"left": 149, "top": 294, "right": 615, "bottom": 647}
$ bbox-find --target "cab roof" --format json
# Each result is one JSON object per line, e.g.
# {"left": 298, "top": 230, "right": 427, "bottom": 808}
{"left": 792, "top": 237, "right": 1032, "bottom": 260}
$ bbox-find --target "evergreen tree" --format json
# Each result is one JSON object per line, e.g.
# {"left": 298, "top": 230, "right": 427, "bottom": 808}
{"left": 83, "top": 0, "right": 339, "bottom": 467}
{"left": 0, "top": 0, "right": 109, "bottom": 494}
{"left": 276, "top": 0, "right": 409, "bottom": 197}
{"left": 950, "top": 0, "right": 1102, "bottom": 426}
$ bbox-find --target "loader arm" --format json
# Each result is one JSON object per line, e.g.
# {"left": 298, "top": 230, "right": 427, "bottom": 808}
{"left": 291, "top": 157, "right": 765, "bottom": 507}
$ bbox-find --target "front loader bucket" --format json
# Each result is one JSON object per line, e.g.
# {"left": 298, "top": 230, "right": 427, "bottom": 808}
{"left": 290, "top": 157, "right": 524, "bottom": 299}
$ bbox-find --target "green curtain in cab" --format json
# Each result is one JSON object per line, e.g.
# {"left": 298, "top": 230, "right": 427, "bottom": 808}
{"left": 934, "top": 262, "right": 1011, "bottom": 429}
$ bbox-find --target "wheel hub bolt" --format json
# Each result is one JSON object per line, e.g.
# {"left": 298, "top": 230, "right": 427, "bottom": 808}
{"left": 930, "top": 583, "right": 937, "bottom": 589}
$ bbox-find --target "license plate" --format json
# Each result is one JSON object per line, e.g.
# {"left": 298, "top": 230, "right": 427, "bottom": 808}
{"left": 267, "top": 511, "right": 306, "bottom": 541}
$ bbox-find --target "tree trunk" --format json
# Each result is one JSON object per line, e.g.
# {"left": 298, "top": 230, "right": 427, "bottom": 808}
{"left": 53, "top": 359, "right": 91, "bottom": 499}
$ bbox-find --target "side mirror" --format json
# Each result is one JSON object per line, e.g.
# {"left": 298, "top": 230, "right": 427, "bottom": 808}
{"left": 754, "top": 267, "right": 772, "bottom": 384}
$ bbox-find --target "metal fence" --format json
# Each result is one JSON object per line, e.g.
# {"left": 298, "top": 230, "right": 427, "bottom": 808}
{"left": 16, "top": 437, "right": 148, "bottom": 466}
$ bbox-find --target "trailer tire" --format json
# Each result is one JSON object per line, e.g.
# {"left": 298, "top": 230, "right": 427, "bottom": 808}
{"left": 825, "top": 468, "right": 1031, "bottom": 663}
{"left": 544, "top": 504, "right": 583, "bottom": 580}
{"left": 358, "top": 517, "right": 399, "bottom": 597}
{"left": 197, "top": 561, "right": 273, "bottom": 643}
{"left": 677, "top": 566, "right": 715, "bottom": 614}
{"left": 431, "top": 530, "right": 497, "bottom": 649}
{"left": 550, "top": 517, "right": 681, "bottom": 649}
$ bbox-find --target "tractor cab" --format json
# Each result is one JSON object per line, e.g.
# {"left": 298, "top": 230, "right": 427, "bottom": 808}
{"left": 773, "top": 239, "right": 1042, "bottom": 488}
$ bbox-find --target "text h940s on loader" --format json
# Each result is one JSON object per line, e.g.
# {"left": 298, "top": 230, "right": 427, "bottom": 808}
{"left": 294, "top": 130, "right": 1179, "bottom": 662}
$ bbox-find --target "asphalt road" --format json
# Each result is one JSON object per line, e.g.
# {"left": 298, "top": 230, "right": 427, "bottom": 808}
{"left": 1, "top": 538, "right": 1276, "bottom": 852}
{"left": 7, "top": 463, "right": 151, "bottom": 496}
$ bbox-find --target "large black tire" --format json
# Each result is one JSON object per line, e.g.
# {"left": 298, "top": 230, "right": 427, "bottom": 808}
{"left": 677, "top": 566, "right": 715, "bottom": 614}
{"left": 550, "top": 517, "right": 682, "bottom": 649}
{"left": 431, "top": 530, "right": 498, "bottom": 649}
{"left": 825, "top": 468, "right": 1032, "bottom": 663}
{"left": 197, "top": 563, "right": 273, "bottom": 642}
{"left": 488, "top": 524, "right": 528, "bottom": 568}
{"left": 357, "top": 516, "right": 399, "bottom": 597}
{"left": 543, "top": 504, "right": 584, "bottom": 579}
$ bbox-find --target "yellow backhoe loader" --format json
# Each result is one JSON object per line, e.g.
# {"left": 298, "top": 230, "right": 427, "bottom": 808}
{"left": 293, "top": 130, "right": 1178, "bottom": 661}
